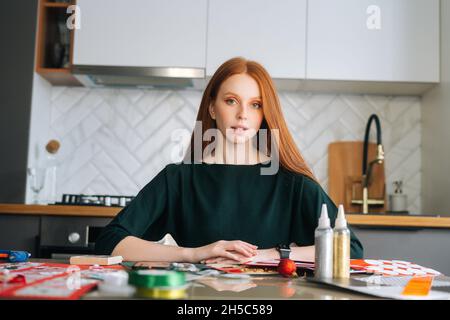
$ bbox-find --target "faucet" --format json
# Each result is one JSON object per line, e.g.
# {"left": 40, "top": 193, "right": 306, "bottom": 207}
{"left": 351, "top": 114, "right": 385, "bottom": 213}
{"left": 361, "top": 114, "right": 385, "bottom": 214}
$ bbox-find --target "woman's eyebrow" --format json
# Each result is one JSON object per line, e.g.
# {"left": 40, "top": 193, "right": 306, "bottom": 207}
{"left": 223, "top": 91, "right": 261, "bottom": 100}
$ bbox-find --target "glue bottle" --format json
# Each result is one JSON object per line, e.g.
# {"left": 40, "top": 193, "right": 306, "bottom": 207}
{"left": 314, "top": 204, "right": 333, "bottom": 279}
{"left": 333, "top": 204, "right": 350, "bottom": 279}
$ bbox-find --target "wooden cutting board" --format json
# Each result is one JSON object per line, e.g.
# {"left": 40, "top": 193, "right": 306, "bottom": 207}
{"left": 328, "top": 141, "right": 386, "bottom": 213}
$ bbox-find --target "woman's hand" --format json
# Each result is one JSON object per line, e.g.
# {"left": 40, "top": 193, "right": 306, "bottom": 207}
{"left": 203, "top": 248, "right": 276, "bottom": 265}
{"left": 187, "top": 240, "right": 258, "bottom": 264}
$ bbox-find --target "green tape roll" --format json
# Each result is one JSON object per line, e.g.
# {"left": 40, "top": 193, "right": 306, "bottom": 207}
{"left": 136, "top": 287, "right": 187, "bottom": 299}
{"left": 129, "top": 270, "right": 186, "bottom": 288}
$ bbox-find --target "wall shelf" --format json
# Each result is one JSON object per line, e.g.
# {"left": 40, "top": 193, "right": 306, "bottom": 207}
{"left": 44, "top": 2, "right": 71, "bottom": 8}
{"left": 35, "top": 0, "right": 81, "bottom": 86}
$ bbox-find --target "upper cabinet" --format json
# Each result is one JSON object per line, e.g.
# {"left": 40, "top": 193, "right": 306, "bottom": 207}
{"left": 307, "top": 0, "right": 439, "bottom": 83}
{"left": 40, "top": 0, "right": 440, "bottom": 92}
{"left": 206, "top": 0, "right": 307, "bottom": 79}
{"left": 73, "top": 0, "right": 207, "bottom": 68}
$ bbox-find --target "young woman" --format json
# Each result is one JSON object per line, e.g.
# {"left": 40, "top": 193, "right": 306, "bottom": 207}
{"left": 95, "top": 57, "right": 364, "bottom": 263}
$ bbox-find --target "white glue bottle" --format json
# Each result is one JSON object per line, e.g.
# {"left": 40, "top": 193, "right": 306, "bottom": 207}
{"left": 314, "top": 204, "right": 333, "bottom": 279}
{"left": 333, "top": 204, "right": 351, "bottom": 279}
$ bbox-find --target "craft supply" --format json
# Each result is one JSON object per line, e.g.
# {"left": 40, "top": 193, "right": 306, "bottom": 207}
{"left": 308, "top": 275, "right": 450, "bottom": 300}
{"left": 129, "top": 270, "right": 187, "bottom": 299}
{"left": 0, "top": 274, "right": 26, "bottom": 284}
{"left": 129, "top": 270, "right": 186, "bottom": 288}
{"left": 0, "top": 250, "right": 31, "bottom": 262}
{"left": 333, "top": 205, "right": 350, "bottom": 279}
{"left": 218, "top": 273, "right": 251, "bottom": 279}
{"left": 170, "top": 262, "right": 210, "bottom": 273}
{"left": 69, "top": 255, "right": 123, "bottom": 266}
{"left": 135, "top": 286, "right": 187, "bottom": 299}
{"left": 402, "top": 276, "right": 434, "bottom": 296}
{"left": 314, "top": 204, "right": 334, "bottom": 279}
{"left": 0, "top": 262, "right": 124, "bottom": 300}
{"left": 97, "top": 271, "right": 135, "bottom": 297}
{"left": 350, "top": 259, "right": 442, "bottom": 276}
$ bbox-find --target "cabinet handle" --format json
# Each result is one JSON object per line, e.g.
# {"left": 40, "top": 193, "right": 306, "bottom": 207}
{"left": 68, "top": 232, "right": 81, "bottom": 244}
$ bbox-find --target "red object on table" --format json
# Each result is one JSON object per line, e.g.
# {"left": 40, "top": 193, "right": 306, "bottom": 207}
{"left": 8, "top": 274, "right": 26, "bottom": 284}
{"left": 277, "top": 259, "right": 297, "bottom": 277}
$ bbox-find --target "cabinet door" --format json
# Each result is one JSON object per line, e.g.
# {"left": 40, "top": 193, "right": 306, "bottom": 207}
{"left": 206, "top": 0, "right": 307, "bottom": 78}
{"left": 73, "top": 0, "right": 207, "bottom": 68}
{"left": 0, "top": 215, "right": 40, "bottom": 257}
{"left": 307, "top": 0, "right": 439, "bottom": 82}
{"left": 352, "top": 227, "right": 450, "bottom": 276}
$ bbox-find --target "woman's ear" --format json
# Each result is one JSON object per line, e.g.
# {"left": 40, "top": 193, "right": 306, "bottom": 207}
{"left": 209, "top": 103, "right": 216, "bottom": 120}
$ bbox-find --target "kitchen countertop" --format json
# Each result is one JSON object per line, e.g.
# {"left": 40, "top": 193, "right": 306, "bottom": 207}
{"left": 0, "top": 203, "right": 119, "bottom": 217}
{"left": 1, "top": 203, "right": 450, "bottom": 228}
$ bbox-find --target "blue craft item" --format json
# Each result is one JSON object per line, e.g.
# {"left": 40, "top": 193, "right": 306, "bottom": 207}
{"left": 0, "top": 250, "right": 31, "bottom": 262}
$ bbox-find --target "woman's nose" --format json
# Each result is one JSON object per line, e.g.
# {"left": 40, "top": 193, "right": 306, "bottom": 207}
{"left": 237, "top": 105, "right": 248, "bottom": 120}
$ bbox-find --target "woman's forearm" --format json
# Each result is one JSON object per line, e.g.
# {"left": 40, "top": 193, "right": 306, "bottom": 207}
{"left": 291, "top": 245, "right": 314, "bottom": 262}
{"left": 112, "top": 237, "right": 257, "bottom": 263}
{"left": 111, "top": 237, "right": 313, "bottom": 263}
{"left": 111, "top": 236, "right": 193, "bottom": 262}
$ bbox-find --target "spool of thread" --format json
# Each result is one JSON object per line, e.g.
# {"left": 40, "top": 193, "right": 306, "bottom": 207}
{"left": 136, "top": 287, "right": 187, "bottom": 299}
{"left": 129, "top": 270, "right": 187, "bottom": 299}
{"left": 129, "top": 270, "right": 186, "bottom": 288}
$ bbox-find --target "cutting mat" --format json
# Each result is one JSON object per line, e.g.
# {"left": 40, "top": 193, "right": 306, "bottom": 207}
{"left": 328, "top": 141, "right": 386, "bottom": 213}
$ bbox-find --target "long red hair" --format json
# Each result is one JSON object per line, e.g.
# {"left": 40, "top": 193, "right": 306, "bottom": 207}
{"left": 184, "top": 57, "right": 316, "bottom": 181}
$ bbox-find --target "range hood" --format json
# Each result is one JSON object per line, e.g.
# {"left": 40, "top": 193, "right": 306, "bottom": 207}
{"left": 71, "top": 65, "right": 206, "bottom": 89}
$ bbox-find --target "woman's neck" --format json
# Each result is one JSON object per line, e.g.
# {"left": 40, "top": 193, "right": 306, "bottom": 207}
{"left": 204, "top": 135, "right": 269, "bottom": 165}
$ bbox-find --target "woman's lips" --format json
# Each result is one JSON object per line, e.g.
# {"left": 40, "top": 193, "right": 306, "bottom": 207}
{"left": 230, "top": 126, "right": 249, "bottom": 135}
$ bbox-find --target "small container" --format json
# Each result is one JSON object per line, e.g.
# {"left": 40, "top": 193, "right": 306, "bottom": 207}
{"left": 333, "top": 205, "right": 350, "bottom": 279}
{"left": 314, "top": 204, "right": 333, "bottom": 279}
{"left": 389, "top": 194, "right": 408, "bottom": 212}
{"left": 389, "top": 181, "right": 408, "bottom": 212}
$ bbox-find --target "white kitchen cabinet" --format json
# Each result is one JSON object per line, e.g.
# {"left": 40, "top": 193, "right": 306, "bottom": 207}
{"left": 307, "top": 0, "right": 439, "bottom": 83}
{"left": 73, "top": 0, "right": 207, "bottom": 68}
{"left": 206, "top": 0, "right": 307, "bottom": 79}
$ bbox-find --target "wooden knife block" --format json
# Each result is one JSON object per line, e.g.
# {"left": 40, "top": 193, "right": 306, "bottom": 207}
{"left": 328, "top": 141, "right": 386, "bottom": 213}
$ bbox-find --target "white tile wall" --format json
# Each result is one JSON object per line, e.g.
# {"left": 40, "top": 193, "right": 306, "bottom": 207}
{"left": 28, "top": 87, "right": 421, "bottom": 213}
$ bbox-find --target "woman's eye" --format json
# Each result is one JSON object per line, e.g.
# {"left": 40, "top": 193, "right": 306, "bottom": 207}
{"left": 252, "top": 102, "right": 262, "bottom": 109}
{"left": 225, "top": 99, "right": 237, "bottom": 105}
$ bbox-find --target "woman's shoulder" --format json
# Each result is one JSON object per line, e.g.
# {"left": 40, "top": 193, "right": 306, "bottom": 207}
{"left": 142, "top": 162, "right": 188, "bottom": 186}
{"left": 139, "top": 162, "right": 188, "bottom": 195}
{"left": 279, "top": 168, "right": 325, "bottom": 194}
{"left": 163, "top": 162, "right": 191, "bottom": 175}
{"left": 279, "top": 167, "right": 315, "bottom": 183}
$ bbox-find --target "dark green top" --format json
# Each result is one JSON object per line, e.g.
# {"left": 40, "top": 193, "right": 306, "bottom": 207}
{"left": 95, "top": 161, "right": 364, "bottom": 259}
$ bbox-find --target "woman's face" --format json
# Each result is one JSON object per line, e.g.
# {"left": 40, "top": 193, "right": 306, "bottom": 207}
{"left": 209, "top": 73, "right": 264, "bottom": 144}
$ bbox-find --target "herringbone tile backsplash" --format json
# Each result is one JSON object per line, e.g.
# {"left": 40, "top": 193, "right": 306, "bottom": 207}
{"left": 43, "top": 87, "right": 421, "bottom": 213}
